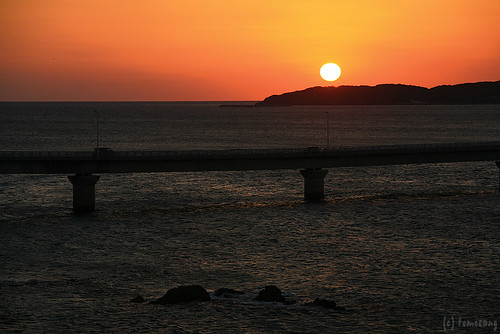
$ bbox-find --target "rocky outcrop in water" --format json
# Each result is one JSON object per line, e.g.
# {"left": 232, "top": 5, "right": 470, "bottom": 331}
{"left": 254, "top": 285, "right": 285, "bottom": 302}
{"left": 146, "top": 285, "right": 346, "bottom": 310}
{"left": 150, "top": 285, "right": 211, "bottom": 304}
{"left": 304, "top": 298, "right": 346, "bottom": 311}
{"left": 254, "top": 285, "right": 296, "bottom": 305}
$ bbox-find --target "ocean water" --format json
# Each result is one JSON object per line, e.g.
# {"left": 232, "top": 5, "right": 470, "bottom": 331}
{"left": 0, "top": 102, "right": 499, "bottom": 333}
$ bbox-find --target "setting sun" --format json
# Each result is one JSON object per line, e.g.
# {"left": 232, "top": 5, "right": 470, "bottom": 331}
{"left": 320, "top": 63, "right": 342, "bottom": 82}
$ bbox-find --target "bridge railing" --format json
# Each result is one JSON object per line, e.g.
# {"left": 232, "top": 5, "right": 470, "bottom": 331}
{"left": 0, "top": 151, "right": 94, "bottom": 158}
{"left": 1, "top": 141, "right": 500, "bottom": 159}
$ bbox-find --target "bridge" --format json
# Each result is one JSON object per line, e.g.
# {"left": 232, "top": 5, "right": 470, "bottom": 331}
{"left": 1, "top": 142, "right": 500, "bottom": 211}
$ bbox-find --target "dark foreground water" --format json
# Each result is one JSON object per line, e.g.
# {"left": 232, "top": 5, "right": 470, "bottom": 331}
{"left": 1, "top": 103, "right": 499, "bottom": 333}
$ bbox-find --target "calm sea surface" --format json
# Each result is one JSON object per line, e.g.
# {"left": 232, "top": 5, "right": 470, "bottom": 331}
{"left": 1, "top": 102, "right": 499, "bottom": 333}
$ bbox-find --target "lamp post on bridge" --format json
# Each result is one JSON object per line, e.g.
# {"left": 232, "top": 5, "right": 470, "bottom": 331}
{"left": 94, "top": 110, "right": 100, "bottom": 150}
{"left": 325, "top": 111, "right": 330, "bottom": 148}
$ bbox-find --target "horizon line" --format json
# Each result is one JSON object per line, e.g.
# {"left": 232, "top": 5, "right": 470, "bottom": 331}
{"left": 2, "top": 80, "right": 498, "bottom": 103}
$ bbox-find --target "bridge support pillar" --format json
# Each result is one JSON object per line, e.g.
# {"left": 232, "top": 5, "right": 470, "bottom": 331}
{"left": 300, "top": 168, "right": 328, "bottom": 201}
{"left": 68, "top": 174, "right": 100, "bottom": 212}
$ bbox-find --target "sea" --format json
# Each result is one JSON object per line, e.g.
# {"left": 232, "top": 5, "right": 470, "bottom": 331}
{"left": 0, "top": 102, "right": 499, "bottom": 333}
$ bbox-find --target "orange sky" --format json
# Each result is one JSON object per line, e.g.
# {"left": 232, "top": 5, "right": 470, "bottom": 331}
{"left": 1, "top": 0, "right": 499, "bottom": 101}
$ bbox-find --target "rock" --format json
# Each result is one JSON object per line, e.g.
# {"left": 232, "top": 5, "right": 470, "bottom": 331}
{"left": 129, "top": 295, "right": 146, "bottom": 303}
{"left": 150, "top": 285, "right": 211, "bottom": 305}
{"left": 254, "top": 286, "right": 286, "bottom": 303}
{"left": 304, "top": 298, "right": 346, "bottom": 311}
{"left": 213, "top": 288, "right": 245, "bottom": 298}
{"left": 306, "top": 298, "right": 336, "bottom": 308}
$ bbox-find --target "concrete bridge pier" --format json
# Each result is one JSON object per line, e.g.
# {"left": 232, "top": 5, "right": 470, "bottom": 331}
{"left": 300, "top": 168, "right": 328, "bottom": 201}
{"left": 68, "top": 174, "right": 100, "bottom": 211}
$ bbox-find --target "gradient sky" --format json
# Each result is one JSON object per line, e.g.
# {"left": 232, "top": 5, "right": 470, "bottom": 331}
{"left": 1, "top": 0, "right": 499, "bottom": 101}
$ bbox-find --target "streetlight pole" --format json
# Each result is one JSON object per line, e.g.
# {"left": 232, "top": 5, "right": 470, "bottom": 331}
{"left": 325, "top": 112, "right": 330, "bottom": 148}
{"left": 94, "top": 110, "right": 99, "bottom": 150}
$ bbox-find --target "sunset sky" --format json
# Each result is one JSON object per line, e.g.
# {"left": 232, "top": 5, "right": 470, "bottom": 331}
{"left": 1, "top": 0, "right": 499, "bottom": 101}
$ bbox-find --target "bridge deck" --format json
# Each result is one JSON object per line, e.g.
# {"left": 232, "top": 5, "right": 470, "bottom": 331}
{"left": 1, "top": 142, "right": 500, "bottom": 174}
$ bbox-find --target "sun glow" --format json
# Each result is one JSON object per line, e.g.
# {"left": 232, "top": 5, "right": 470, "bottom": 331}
{"left": 320, "top": 63, "right": 342, "bottom": 82}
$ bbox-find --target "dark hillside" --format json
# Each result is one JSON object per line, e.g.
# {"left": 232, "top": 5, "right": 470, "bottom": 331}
{"left": 256, "top": 81, "right": 500, "bottom": 106}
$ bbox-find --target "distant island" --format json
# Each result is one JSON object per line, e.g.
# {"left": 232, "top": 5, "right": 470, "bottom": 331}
{"left": 255, "top": 81, "right": 500, "bottom": 106}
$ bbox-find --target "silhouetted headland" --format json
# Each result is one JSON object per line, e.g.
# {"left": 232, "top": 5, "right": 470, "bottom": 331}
{"left": 255, "top": 81, "right": 500, "bottom": 106}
